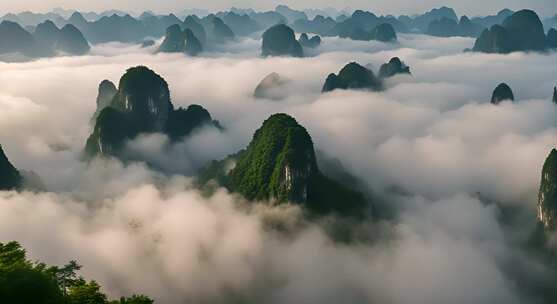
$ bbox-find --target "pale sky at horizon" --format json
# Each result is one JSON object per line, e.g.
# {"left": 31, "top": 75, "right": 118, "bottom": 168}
{"left": 0, "top": 0, "right": 556, "bottom": 18}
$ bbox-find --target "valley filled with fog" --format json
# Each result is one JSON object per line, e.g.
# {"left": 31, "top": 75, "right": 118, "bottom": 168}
{"left": 1, "top": 5, "right": 557, "bottom": 304}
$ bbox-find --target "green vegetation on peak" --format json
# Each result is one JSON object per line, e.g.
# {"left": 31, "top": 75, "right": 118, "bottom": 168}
{"left": 166, "top": 104, "right": 221, "bottom": 140}
{"left": 230, "top": 113, "right": 317, "bottom": 203}
{"left": 85, "top": 66, "right": 220, "bottom": 159}
{"left": 322, "top": 62, "right": 382, "bottom": 93}
{"left": 199, "top": 113, "right": 367, "bottom": 216}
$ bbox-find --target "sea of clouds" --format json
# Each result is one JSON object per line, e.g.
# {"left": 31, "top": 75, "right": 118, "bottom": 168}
{"left": 0, "top": 33, "right": 556, "bottom": 303}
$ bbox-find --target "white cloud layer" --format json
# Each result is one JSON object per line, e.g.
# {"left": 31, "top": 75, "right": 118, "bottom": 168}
{"left": 0, "top": 34, "right": 556, "bottom": 303}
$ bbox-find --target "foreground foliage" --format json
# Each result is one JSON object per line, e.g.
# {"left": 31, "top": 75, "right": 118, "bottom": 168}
{"left": 0, "top": 241, "right": 153, "bottom": 304}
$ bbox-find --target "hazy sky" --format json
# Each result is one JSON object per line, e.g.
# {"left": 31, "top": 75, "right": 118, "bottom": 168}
{"left": 1, "top": 0, "right": 556, "bottom": 17}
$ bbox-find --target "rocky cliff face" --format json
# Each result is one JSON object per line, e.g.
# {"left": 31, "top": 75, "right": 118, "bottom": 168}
{"left": 230, "top": 113, "right": 317, "bottom": 204}
{"left": 378, "top": 57, "right": 411, "bottom": 78}
{"left": 112, "top": 66, "right": 172, "bottom": 132}
{"left": 0, "top": 145, "right": 22, "bottom": 190}
{"left": 491, "top": 83, "right": 514, "bottom": 104}
{"left": 261, "top": 24, "right": 303, "bottom": 57}
{"left": 86, "top": 66, "right": 219, "bottom": 158}
{"left": 93, "top": 79, "right": 117, "bottom": 121}
{"left": 199, "top": 114, "right": 367, "bottom": 215}
{"left": 538, "top": 149, "right": 557, "bottom": 230}
{"left": 322, "top": 62, "right": 382, "bottom": 92}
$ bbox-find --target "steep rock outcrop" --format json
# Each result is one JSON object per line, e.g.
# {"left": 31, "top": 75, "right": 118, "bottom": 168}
{"left": 491, "top": 83, "right": 514, "bottom": 104}
{"left": 473, "top": 25, "right": 512, "bottom": 53}
{"left": 370, "top": 23, "right": 397, "bottom": 42}
{"left": 159, "top": 24, "right": 185, "bottom": 53}
{"left": 0, "top": 21, "right": 45, "bottom": 57}
{"left": 378, "top": 57, "right": 411, "bottom": 78}
{"left": 34, "top": 20, "right": 60, "bottom": 48}
{"left": 427, "top": 16, "right": 484, "bottom": 37}
{"left": 538, "top": 149, "right": 557, "bottom": 230}
{"left": 473, "top": 10, "right": 547, "bottom": 53}
{"left": 208, "top": 17, "right": 235, "bottom": 43}
{"left": 322, "top": 62, "right": 382, "bottom": 92}
{"left": 93, "top": 79, "right": 117, "bottom": 121}
{"left": 220, "top": 12, "right": 261, "bottom": 36}
{"left": 254, "top": 72, "right": 290, "bottom": 100}
{"left": 427, "top": 17, "right": 459, "bottom": 37}
{"left": 275, "top": 5, "right": 307, "bottom": 23}
{"left": 547, "top": 28, "right": 557, "bottom": 49}
{"left": 184, "top": 29, "right": 203, "bottom": 56}
{"left": 199, "top": 113, "right": 366, "bottom": 215}
{"left": 261, "top": 24, "right": 303, "bottom": 57}
{"left": 459, "top": 15, "right": 484, "bottom": 37}
{"left": 33, "top": 21, "right": 90, "bottom": 55}
{"left": 410, "top": 6, "right": 458, "bottom": 32}
{"left": 292, "top": 15, "right": 336, "bottom": 36}
{"left": 85, "top": 66, "right": 219, "bottom": 158}
{"left": 159, "top": 24, "right": 203, "bottom": 56}
{"left": 183, "top": 16, "right": 207, "bottom": 47}
{"left": 0, "top": 145, "right": 22, "bottom": 190}
{"left": 298, "top": 33, "right": 321, "bottom": 48}
{"left": 57, "top": 24, "right": 90, "bottom": 55}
